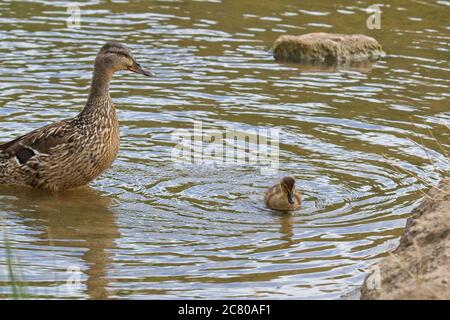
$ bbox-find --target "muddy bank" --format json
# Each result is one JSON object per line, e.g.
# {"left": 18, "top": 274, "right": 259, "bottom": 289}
{"left": 361, "top": 179, "right": 450, "bottom": 299}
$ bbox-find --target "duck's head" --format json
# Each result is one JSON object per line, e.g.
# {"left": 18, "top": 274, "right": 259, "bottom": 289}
{"left": 280, "top": 176, "right": 296, "bottom": 204}
{"left": 95, "top": 42, "right": 154, "bottom": 77}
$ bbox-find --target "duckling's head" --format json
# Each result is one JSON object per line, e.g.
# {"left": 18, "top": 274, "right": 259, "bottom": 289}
{"left": 280, "top": 176, "right": 297, "bottom": 204}
{"left": 95, "top": 42, "right": 154, "bottom": 77}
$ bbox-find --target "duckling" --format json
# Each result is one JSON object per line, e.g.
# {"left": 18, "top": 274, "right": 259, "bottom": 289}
{"left": 0, "top": 42, "right": 154, "bottom": 191}
{"left": 264, "top": 176, "right": 301, "bottom": 211}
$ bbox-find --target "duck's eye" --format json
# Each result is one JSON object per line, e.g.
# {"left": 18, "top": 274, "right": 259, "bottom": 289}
{"left": 108, "top": 51, "right": 130, "bottom": 59}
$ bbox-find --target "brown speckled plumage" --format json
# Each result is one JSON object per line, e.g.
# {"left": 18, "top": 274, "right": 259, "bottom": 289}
{"left": 0, "top": 42, "right": 153, "bottom": 191}
{"left": 264, "top": 176, "right": 301, "bottom": 211}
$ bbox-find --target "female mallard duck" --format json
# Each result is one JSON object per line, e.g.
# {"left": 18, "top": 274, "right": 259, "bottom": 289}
{"left": 0, "top": 42, "right": 153, "bottom": 191}
{"left": 264, "top": 176, "right": 301, "bottom": 211}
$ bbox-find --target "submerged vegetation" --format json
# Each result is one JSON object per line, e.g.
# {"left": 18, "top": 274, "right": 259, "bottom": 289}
{"left": 1, "top": 227, "right": 27, "bottom": 299}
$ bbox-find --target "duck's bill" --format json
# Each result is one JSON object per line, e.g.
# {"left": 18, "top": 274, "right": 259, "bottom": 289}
{"left": 287, "top": 192, "right": 295, "bottom": 204}
{"left": 128, "top": 63, "right": 155, "bottom": 77}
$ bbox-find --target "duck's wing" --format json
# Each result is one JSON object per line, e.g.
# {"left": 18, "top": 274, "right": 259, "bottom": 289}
{"left": 0, "top": 120, "right": 77, "bottom": 164}
{"left": 264, "top": 184, "right": 278, "bottom": 203}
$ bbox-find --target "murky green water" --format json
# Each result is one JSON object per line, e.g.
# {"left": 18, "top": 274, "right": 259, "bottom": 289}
{"left": 0, "top": 0, "right": 449, "bottom": 299}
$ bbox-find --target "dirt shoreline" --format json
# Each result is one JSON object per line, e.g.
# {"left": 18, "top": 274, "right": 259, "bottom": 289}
{"left": 360, "top": 179, "right": 450, "bottom": 299}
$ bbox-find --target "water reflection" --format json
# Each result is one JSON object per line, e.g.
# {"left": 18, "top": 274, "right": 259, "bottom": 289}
{"left": 277, "top": 60, "right": 377, "bottom": 73}
{"left": 0, "top": 186, "right": 118, "bottom": 299}
{"left": 276, "top": 212, "right": 294, "bottom": 244}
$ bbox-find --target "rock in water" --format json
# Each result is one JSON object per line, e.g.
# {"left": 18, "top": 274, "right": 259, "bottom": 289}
{"left": 273, "top": 33, "right": 385, "bottom": 64}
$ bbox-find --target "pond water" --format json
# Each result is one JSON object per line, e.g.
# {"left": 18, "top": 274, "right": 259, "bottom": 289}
{"left": 0, "top": 0, "right": 449, "bottom": 299}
